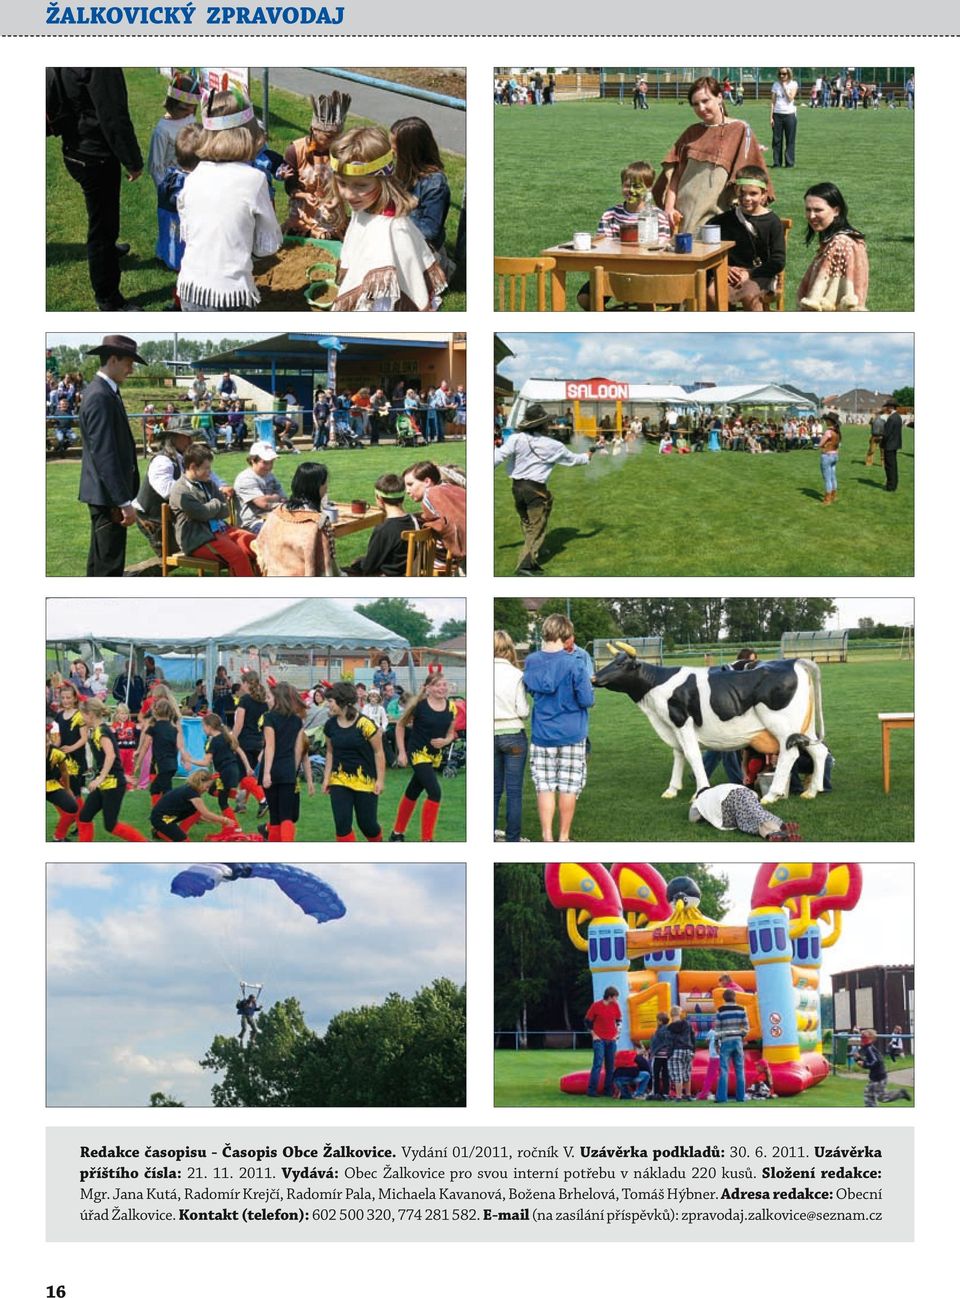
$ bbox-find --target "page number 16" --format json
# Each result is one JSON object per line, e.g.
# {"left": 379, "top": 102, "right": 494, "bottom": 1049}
{"left": 47, "top": 1287, "right": 67, "bottom": 1297}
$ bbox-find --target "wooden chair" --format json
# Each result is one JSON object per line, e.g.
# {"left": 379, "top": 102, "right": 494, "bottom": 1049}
{"left": 600, "top": 269, "right": 700, "bottom": 312}
{"left": 402, "top": 529, "right": 456, "bottom": 577}
{"left": 160, "top": 501, "right": 232, "bottom": 577}
{"left": 764, "top": 216, "right": 792, "bottom": 312}
{"left": 494, "top": 256, "right": 556, "bottom": 311}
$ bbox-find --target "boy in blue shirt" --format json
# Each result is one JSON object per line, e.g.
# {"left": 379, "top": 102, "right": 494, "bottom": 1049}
{"left": 522, "top": 613, "right": 594, "bottom": 842}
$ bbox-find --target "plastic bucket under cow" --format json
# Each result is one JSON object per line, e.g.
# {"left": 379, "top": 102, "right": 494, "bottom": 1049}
{"left": 254, "top": 413, "right": 275, "bottom": 447}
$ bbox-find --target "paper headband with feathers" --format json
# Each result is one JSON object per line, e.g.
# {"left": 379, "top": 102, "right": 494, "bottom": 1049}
{"left": 311, "top": 91, "right": 351, "bottom": 133}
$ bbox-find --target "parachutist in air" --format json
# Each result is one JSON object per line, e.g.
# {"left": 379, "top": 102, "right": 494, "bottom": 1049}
{"left": 237, "top": 993, "right": 261, "bottom": 1042}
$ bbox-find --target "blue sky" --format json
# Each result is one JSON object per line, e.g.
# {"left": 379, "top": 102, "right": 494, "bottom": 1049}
{"left": 46, "top": 862, "right": 465, "bottom": 1108}
{"left": 498, "top": 333, "right": 914, "bottom": 399}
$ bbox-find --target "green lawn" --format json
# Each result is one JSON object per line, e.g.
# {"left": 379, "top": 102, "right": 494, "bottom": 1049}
{"left": 46, "top": 69, "right": 466, "bottom": 311}
{"left": 494, "top": 426, "right": 913, "bottom": 576}
{"left": 494, "top": 1049, "right": 913, "bottom": 1108}
{"left": 45, "top": 444, "right": 466, "bottom": 576}
{"left": 499, "top": 657, "right": 914, "bottom": 842}
{"left": 46, "top": 762, "right": 465, "bottom": 843}
{"left": 495, "top": 99, "right": 913, "bottom": 311}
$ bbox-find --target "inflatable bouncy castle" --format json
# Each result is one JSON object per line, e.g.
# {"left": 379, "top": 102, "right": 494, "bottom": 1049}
{"left": 544, "top": 861, "right": 863, "bottom": 1097}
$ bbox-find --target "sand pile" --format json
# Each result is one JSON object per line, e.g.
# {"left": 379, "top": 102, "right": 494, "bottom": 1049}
{"left": 255, "top": 243, "right": 339, "bottom": 310}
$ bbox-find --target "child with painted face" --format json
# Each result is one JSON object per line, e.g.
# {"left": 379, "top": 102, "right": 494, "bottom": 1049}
{"left": 330, "top": 126, "right": 446, "bottom": 312}
{"left": 705, "top": 165, "right": 786, "bottom": 310}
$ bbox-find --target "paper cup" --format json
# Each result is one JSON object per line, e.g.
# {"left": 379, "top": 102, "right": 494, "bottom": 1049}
{"left": 573, "top": 231, "right": 593, "bottom": 251}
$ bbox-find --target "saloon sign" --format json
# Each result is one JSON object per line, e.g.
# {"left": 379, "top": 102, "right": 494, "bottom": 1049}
{"left": 564, "top": 379, "right": 630, "bottom": 401}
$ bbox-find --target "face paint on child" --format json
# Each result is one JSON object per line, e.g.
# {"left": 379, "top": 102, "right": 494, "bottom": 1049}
{"left": 336, "top": 176, "right": 381, "bottom": 211}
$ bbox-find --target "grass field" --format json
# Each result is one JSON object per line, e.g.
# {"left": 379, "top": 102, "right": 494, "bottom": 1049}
{"left": 494, "top": 426, "right": 913, "bottom": 576}
{"left": 45, "top": 762, "right": 466, "bottom": 843}
{"left": 45, "top": 444, "right": 466, "bottom": 576}
{"left": 494, "top": 99, "right": 914, "bottom": 311}
{"left": 493, "top": 1049, "right": 914, "bottom": 1108}
{"left": 46, "top": 69, "right": 466, "bottom": 312}
{"left": 498, "top": 657, "right": 914, "bottom": 842}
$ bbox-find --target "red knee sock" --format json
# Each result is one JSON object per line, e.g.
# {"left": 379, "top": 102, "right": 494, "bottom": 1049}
{"left": 420, "top": 799, "right": 440, "bottom": 842}
{"left": 336, "top": 832, "right": 357, "bottom": 843}
{"left": 240, "top": 775, "right": 265, "bottom": 801}
{"left": 224, "top": 807, "right": 238, "bottom": 824}
{"left": 112, "top": 822, "right": 148, "bottom": 842}
{"left": 267, "top": 824, "right": 282, "bottom": 843}
{"left": 77, "top": 820, "right": 94, "bottom": 842}
{"left": 364, "top": 830, "right": 383, "bottom": 842}
{"left": 392, "top": 795, "right": 418, "bottom": 834}
{"left": 179, "top": 813, "right": 201, "bottom": 833}
{"left": 280, "top": 820, "right": 296, "bottom": 842}
{"left": 53, "top": 810, "right": 77, "bottom": 840}
{"left": 151, "top": 794, "right": 161, "bottom": 807}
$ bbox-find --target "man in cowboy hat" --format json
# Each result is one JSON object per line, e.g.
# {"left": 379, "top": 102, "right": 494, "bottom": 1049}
{"left": 880, "top": 398, "right": 903, "bottom": 493}
{"left": 494, "top": 402, "right": 593, "bottom": 574}
{"left": 79, "top": 335, "right": 145, "bottom": 576}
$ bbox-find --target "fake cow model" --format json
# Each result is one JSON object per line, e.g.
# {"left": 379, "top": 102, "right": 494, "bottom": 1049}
{"left": 592, "top": 642, "right": 828, "bottom": 804}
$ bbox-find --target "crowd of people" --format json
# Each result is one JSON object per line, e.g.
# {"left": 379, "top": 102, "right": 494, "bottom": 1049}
{"left": 46, "top": 658, "right": 466, "bottom": 845}
{"left": 494, "top": 73, "right": 557, "bottom": 105}
{"left": 47, "top": 362, "right": 466, "bottom": 461}
{"left": 495, "top": 622, "right": 830, "bottom": 844}
{"left": 48, "top": 68, "right": 462, "bottom": 312}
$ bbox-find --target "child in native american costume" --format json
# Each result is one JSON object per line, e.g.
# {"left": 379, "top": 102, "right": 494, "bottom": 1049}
{"left": 176, "top": 89, "right": 282, "bottom": 310}
{"left": 330, "top": 126, "right": 447, "bottom": 312}
{"left": 280, "top": 90, "right": 350, "bottom": 240}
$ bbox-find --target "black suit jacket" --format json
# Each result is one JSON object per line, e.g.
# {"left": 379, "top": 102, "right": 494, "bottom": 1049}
{"left": 882, "top": 412, "right": 903, "bottom": 451}
{"left": 78, "top": 375, "right": 141, "bottom": 507}
{"left": 56, "top": 68, "right": 144, "bottom": 170}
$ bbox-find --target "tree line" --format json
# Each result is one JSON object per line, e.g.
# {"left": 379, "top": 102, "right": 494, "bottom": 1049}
{"left": 149, "top": 979, "right": 465, "bottom": 1108}
{"left": 493, "top": 598, "right": 841, "bottom": 650}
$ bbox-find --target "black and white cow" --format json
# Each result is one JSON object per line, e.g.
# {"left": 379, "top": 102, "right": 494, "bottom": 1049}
{"left": 592, "top": 644, "right": 828, "bottom": 804}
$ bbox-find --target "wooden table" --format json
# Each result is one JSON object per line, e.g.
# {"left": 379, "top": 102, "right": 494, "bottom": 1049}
{"left": 540, "top": 237, "right": 736, "bottom": 311}
{"left": 330, "top": 502, "right": 384, "bottom": 537}
{"left": 878, "top": 712, "right": 914, "bottom": 793}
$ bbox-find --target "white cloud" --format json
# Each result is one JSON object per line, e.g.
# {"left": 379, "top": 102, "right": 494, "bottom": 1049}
{"left": 112, "top": 1045, "right": 203, "bottom": 1079}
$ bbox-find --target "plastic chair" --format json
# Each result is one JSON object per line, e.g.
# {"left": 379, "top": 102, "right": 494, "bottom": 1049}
{"left": 494, "top": 256, "right": 556, "bottom": 311}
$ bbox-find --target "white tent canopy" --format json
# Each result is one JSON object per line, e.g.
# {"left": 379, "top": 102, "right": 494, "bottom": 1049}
{"left": 509, "top": 378, "right": 815, "bottom": 425}
{"left": 47, "top": 598, "right": 412, "bottom": 698}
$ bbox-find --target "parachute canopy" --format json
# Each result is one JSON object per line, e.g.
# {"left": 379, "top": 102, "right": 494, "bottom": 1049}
{"left": 170, "top": 864, "right": 346, "bottom": 925}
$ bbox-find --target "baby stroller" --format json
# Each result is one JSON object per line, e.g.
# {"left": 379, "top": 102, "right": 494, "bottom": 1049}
{"left": 441, "top": 735, "right": 466, "bottom": 779}
{"left": 394, "top": 411, "right": 421, "bottom": 447}
{"left": 332, "top": 408, "right": 364, "bottom": 449}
